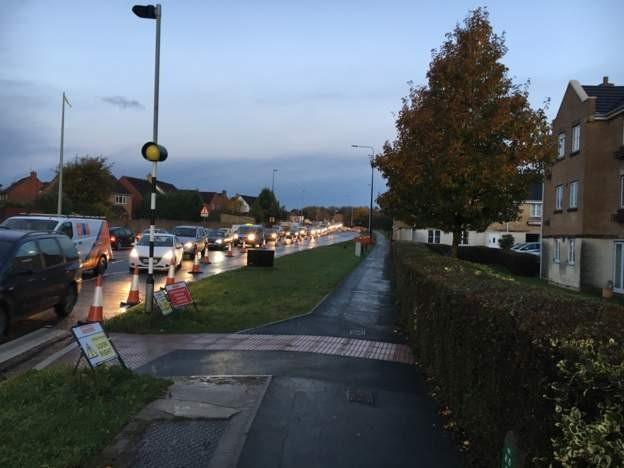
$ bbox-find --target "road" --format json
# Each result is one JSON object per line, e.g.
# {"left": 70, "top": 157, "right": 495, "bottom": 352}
{"left": 2, "top": 231, "right": 357, "bottom": 342}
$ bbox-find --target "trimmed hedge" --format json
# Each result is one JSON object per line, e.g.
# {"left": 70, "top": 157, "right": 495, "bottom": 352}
{"left": 426, "top": 244, "right": 539, "bottom": 276}
{"left": 393, "top": 242, "right": 624, "bottom": 466}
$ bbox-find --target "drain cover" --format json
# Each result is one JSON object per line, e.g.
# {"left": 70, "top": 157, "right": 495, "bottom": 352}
{"left": 348, "top": 327, "right": 366, "bottom": 338}
{"left": 347, "top": 388, "right": 375, "bottom": 406}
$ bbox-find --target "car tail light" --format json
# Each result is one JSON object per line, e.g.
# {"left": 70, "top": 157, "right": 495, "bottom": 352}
{"left": 111, "top": 235, "right": 117, "bottom": 242}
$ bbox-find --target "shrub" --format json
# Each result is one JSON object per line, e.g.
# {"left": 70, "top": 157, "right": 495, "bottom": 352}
{"left": 498, "top": 234, "right": 515, "bottom": 250}
{"left": 393, "top": 242, "right": 624, "bottom": 466}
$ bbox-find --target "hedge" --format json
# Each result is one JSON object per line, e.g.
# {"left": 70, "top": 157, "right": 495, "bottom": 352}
{"left": 393, "top": 242, "right": 624, "bottom": 467}
{"left": 426, "top": 244, "right": 539, "bottom": 276}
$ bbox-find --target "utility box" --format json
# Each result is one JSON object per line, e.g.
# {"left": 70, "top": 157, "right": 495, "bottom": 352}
{"left": 355, "top": 241, "right": 362, "bottom": 257}
{"left": 247, "top": 248, "right": 275, "bottom": 267}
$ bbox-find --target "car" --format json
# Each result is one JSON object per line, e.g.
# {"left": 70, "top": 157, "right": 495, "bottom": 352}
{"left": 512, "top": 242, "right": 541, "bottom": 256}
{"left": 137, "top": 227, "right": 169, "bottom": 241}
{"left": 109, "top": 226, "right": 135, "bottom": 250}
{"left": 235, "top": 225, "right": 265, "bottom": 247}
{"left": 0, "top": 230, "right": 82, "bottom": 335}
{"left": 129, "top": 234, "right": 184, "bottom": 271}
{"left": 172, "top": 226, "right": 207, "bottom": 258}
{"left": 205, "top": 228, "right": 229, "bottom": 250}
{"left": 264, "top": 228, "right": 279, "bottom": 243}
{"left": 0, "top": 214, "right": 112, "bottom": 275}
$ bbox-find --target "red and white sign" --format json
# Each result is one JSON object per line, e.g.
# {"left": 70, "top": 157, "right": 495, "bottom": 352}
{"left": 200, "top": 206, "right": 209, "bottom": 218}
{"left": 165, "top": 281, "right": 194, "bottom": 308}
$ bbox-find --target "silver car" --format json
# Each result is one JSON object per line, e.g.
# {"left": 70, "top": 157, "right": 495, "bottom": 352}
{"left": 172, "top": 226, "right": 207, "bottom": 257}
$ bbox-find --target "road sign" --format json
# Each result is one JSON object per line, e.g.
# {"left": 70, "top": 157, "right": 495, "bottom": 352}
{"left": 154, "top": 289, "right": 173, "bottom": 316}
{"left": 71, "top": 322, "right": 121, "bottom": 368}
{"left": 200, "top": 206, "right": 209, "bottom": 218}
{"left": 165, "top": 281, "right": 194, "bottom": 309}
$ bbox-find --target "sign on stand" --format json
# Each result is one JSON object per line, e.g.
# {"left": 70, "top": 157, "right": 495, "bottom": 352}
{"left": 165, "top": 281, "right": 195, "bottom": 310}
{"left": 200, "top": 206, "right": 209, "bottom": 218}
{"left": 71, "top": 322, "right": 126, "bottom": 369}
{"left": 154, "top": 289, "right": 173, "bottom": 316}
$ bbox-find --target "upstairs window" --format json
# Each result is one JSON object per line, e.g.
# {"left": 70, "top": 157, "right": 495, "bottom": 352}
{"left": 114, "top": 195, "right": 129, "bottom": 205}
{"left": 558, "top": 133, "right": 566, "bottom": 159}
{"left": 569, "top": 181, "right": 579, "bottom": 209}
{"left": 530, "top": 203, "right": 542, "bottom": 218}
{"left": 555, "top": 185, "right": 564, "bottom": 211}
{"left": 572, "top": 124, "right": 581, "bottom": 153}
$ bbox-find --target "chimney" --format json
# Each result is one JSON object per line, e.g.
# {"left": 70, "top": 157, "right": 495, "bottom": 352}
{"left": 601, "top": 76, "right": 613, "bottom": 87}
{"left": 30, "top": 171, "right": 37, "bottom": 179}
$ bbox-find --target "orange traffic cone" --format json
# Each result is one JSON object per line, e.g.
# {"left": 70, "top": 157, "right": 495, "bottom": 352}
{"left": 165, "top": 263, "right": 176, "bottom": 285}
{"left": 121, "top": 266, "right": 141, "bottom": 306}
{"left": 202, "top": 248, "right": 211, "bottom": 264}
{"left": 262, "top": 238, "right": 266, "bottom": 248}
{"left": 241, "top": 240, "right": 247, "bottom": 254}
{"left": 87, "top": 275, "right": 104, "bottom": 322}
{"left": 189, "top": 251, "right": 202, "bottom": 274}
{"left": 226, "top": 243, "right": 234, "bottom": 258}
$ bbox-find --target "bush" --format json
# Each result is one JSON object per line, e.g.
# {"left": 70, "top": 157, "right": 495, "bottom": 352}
{"left": 498, "top": 234, "right": 514, "bottom": 250}
{"left": 393, "top": 242, "right": 624, "bottom": 466}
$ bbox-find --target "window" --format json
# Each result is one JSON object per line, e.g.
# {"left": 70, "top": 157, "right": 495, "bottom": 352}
{"left": 57, "top": 236, "right": 79, "bottom": 261}
{"left": 59, "top": 222, "right": 73, "bottom": 239}
{"left": 557, "top": 133, "right": 566, "bottom": 158}
{"left": 12, "top": 241, "right": 42, "bottom": 273}
{"left": 555, "top": 185, "right": 564, "bottom": 210}
{"left": 569, "top": 181, "right": 578, "bottom": 209}
{"left": 38, "top": 238, "right": 64, "bottom": 267}
{"left": 427, "top": 229, "right": 440, "bottom": 244}
{"left": 114, "top": 194, "right": 129, "bottom": 205}
{"left": 529, "top": 203, "right": 542, "bottom": 218}
{"left": 460, "top": 231, "right": 469, "bottom": 245}
{"left": 554, "top": 239, "right": 561, "bottom": 263}
{"left": 620, "top": 175, "right": 624, "bottom": 209}
{"left": 572, "top": 124, "right": 581, "bottom": 153}
{"left": 616, "top": 242, "right": 624, "bottom": 292}
{"left": 568, "top": 238, "right": 576, "bottom": 265}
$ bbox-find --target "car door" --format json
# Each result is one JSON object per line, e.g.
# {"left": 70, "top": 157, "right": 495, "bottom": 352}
{"left": 8, "top": 240, "right": 47, "bottom": 316}
{"left": 37, "top": 237, "right": 67, "bottom": 308}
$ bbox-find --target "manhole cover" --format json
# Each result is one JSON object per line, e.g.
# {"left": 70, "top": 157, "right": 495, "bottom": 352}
{"left": 348, "top": 327, "right": 366, "bottom": 338}
{"left": 347, "top": 388, "right": 375, "bottom": 406}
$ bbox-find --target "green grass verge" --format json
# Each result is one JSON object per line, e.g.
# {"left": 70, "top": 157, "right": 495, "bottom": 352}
{"left": 106, "top": 240, "right": 362, "bottom": 334}
{"left": 0, "top": 366, "right": 170, "bottom": 468}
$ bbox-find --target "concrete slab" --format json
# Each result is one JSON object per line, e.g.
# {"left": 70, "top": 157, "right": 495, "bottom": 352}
{"left": 0, "top": 327, "right": 68, "bottom": 367}
{"left": 150, "top": 398, "right": 240, "bottom": 419}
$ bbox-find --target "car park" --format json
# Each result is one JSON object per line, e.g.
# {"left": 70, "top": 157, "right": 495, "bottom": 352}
{"left": 0, "top": 214, "right": 112, "bottom": 275}
{"left": 109, "top": 226, "right": 135, "bottom": 250}
{"left": 129, "top": 234, "right": 183, "bottom": 271}
{"left": 0, "top": 230, "right": 82, "bottom": 335}
{"left": 172, "top": 226, "right": 207, "bottom": 258}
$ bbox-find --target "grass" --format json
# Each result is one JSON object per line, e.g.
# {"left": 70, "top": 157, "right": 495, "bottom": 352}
{"left": 106, "top": 240, "right": 362, "bottom": 334}
{"left": 0, "top": 365, "right": 170, "bottom": 468}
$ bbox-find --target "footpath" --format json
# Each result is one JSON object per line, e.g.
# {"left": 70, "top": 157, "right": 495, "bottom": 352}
{"left": 56, "top": 234, "right": 462, "bottom": 467}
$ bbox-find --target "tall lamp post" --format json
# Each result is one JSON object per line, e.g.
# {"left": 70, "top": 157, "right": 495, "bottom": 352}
{"left": 57, "top": 92, "right": 72, "bottom": 214}
{"left": 271, "top": 168, "right": 278, "bottom": 193}
{"left": 133, "top": 3, "right": 162, "bottom": 314}
{"left": 351, "top": 145, "right": 375, "bottom": 239}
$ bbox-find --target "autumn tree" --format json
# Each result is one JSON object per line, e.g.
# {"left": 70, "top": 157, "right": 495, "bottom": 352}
{"left": 375, "top": 8, "right": 555, "bottom": 256}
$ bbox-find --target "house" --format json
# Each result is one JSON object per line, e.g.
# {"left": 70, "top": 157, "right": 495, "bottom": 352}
{"left": 393, "top": 182, "right": 543, "bottom": 247}
{"left": 0, "top": 171, "right": 46, "bottom": 204}
{"left": 109, "top": 178, "right": 133, "bottom": 220}
{"left": 119, "top": 175, "right": 178, "bottom": 217}
{"left": 199, "top": 190, "right": 229, "bottom": 213}
{"left": 229, "top": 194, "right": 257, "bottom": 214}
{"left": 542, "top": 76, "right": 624, "bottom": 292}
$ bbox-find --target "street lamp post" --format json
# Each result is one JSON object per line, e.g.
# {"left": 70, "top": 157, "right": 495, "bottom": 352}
{"left": 57, "top": 92, "right": 72, "bottom": 214}
{"left": 272, "top": 168, "right": 278, "bottom": 193}
{"left": 351, "top": 145, "right": 375, "bottom": 239}
{"left": 133, "top": 3, "right": 162, "bottom": 314}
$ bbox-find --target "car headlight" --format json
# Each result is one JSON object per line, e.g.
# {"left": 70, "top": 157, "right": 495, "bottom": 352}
{"left": 248, "top": 233, "right": 256, "bottom": 241}
{"left": 130, "top": 248, "right": 138, "bottom": 258}
{"left": 184, "top": 242, "right": 193, "bottom": 248}
{"left": 216, "top": 239, "right": 223, "bottom": 244}
{"left": 271, "top": 233, "right": 277, "bottom": 239}
{"left": 163, "top": 250, "right": 174, "bottom": 260}
{"left": 234, "top": 233, "right": 239, "bottom": 239}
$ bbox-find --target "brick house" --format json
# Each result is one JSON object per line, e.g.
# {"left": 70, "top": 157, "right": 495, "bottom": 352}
{"left": 199, "top": 190, "right": 229, "bottom": 214}
{"left": 542, "top": 77, "right": 624, "bottom": 292}
{"left": 0, "top": 171, "right": 45, "bottom": 204}
{"left": 109, "top": 178, "right": 133, "bottom": 220}
{"left": 119, "top": 175, "right": 178, "bottom": 217}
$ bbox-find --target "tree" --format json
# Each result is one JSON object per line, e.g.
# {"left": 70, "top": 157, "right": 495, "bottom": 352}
{"left": 374, "top": 8, "right": 555, "bottom": 256}
{"left": 251, "top": 188, "right": 281, "bottom": 223}
{"left": 145, "top": 190, "right": 203, "bottom": 221}
{"left": 498, "top": 234, "right": 514, "bottom": 250}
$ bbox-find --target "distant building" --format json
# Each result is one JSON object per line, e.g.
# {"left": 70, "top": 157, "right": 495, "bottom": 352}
{"left": 119, "top": 175, "right": 178, "bottom": 217}
{"left": 109, "top": 178, "right": 133, "bottom": 220}
{"left": 230, "top": 194, "right": 257, "bottom": 214}
{"left": 199, "top": 190, "right": 229, "bottom": 213}
{"left": 542, "top": 76, "right": 624, "bottom": 292}
{"left": 0, "top": 171, "right": 45, "bottom": 204}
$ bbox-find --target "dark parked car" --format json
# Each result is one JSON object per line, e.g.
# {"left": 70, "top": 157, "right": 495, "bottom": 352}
{"left": 0, "top": 230, "right": 82, "bottom": 335}
{"left": 109, "top": 226, "right": 135, "bottom": 250}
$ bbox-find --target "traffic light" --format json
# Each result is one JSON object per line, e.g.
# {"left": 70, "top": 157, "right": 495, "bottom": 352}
{"left": 141, "top": 142, "right": 168, "bottom": 162}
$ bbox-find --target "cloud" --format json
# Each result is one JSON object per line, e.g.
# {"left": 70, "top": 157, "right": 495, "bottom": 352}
{"left": 101, "top": 96, "right": 144, "bottom": 110}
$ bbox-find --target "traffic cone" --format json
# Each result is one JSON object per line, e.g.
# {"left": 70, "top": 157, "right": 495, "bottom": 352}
{"left": 189, "top": 251, "right": 202, "bottom": 274}
{"left": 226, "top": 243, "right": 234, "bottom": 258}
{"left": 202, "top": 248, "right": 211, "bottom": 264}
{"left": 165, "top": 263, "right": 176, "bottom": 285}
{"left": 121, "top": 266, "right": 141, "bottom": 306}
{"left": 87, "top": 275, "right": 104, "bottom": 322}
{"left": 241, "top": 240, "right": 247, "bottom": 254}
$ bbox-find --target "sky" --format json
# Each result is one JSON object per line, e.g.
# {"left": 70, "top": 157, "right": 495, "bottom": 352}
{"left": 1, "top": 0, "right": 622, "bottom": 209}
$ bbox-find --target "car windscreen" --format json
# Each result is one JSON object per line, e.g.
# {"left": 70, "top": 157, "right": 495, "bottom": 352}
{"left": 237, "top": 226, "right": 255, "bottom": 234}
{"left": 206, "top": 229, "right": 222, "bottom": 237}
{"left": 138, "top": 235, "right": 173, "bottom": 247}
{"left": 0, "top": 240, "right": 14, "bottom": 266}
{"left": 0, "top": 218, "right": 58, "bottom": 231}
{"left": 173, "top": 228, "right": 197, "bottom": 237}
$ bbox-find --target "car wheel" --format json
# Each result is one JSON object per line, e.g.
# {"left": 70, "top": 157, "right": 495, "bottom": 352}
{"left": 95, "top": 256, "right": 107, "bottom": 275}
{"left": 55, "top": 284, "right": 77, "bottom": 317}
{"left": 0, "top": 305, "right": 9, "bottom": 336}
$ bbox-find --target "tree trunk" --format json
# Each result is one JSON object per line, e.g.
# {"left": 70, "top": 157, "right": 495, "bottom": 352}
{"left": 451, "top": 230, "right": 461, "bottom": 257}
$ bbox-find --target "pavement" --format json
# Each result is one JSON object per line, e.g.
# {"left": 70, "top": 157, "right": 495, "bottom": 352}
{"left": 31, "top": 233, "right": 462, "bottom": 467}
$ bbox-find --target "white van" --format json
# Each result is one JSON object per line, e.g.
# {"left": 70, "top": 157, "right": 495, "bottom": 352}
{"left": 0, "top": 215, "right": 113, "bottom": 274}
